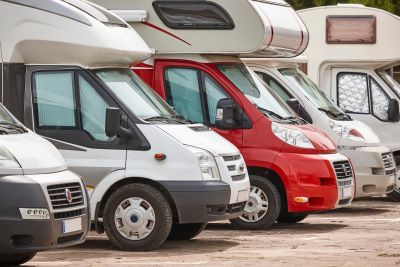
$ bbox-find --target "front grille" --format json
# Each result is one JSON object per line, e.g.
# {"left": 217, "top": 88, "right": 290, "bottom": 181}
{"left": 338, "top": 180, "right": 352, "bottom": 187}
{"left": 338, "top": 198, "right": 351, "bottom": 206}
{"left": 47, "top": 183, "right": 84, "bottom": 210}
{"left": 386, "top": 169, "right": 396, "bottom": 175}
{"left": 231, "top": 174, "right": 246, "bottom": 181}
{"left": 54, "top": 208, "right": 84, "bottom": 220}
{"left": 223, "top": 155, "right": 241, "bottom": 162}
{"left": 227, "top": 165, "right": 236, "bottom": 171}
{"left": 333, "top": 161, "right": 353, "bottom": 180}
{"left": 382, "top": 153, "right": 395, "bottom": 169}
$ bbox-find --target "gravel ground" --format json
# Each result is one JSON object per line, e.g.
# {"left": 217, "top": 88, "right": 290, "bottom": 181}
{"left": 28, "top": 198, "right": 400, "bottom": 267}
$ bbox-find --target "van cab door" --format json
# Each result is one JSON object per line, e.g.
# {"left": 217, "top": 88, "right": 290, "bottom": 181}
{"left": 26, "top": 67, "right": 127, "bottom": 192}
{"left": 157, "top": 62, "right": 244, "bottom": 149}
{"left": 331, "top": 68, "right": 400, "bottom": 147}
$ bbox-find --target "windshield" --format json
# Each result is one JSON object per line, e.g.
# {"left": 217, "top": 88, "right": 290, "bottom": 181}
{"left": 94, "top": 69, "right": 177, "bottom": 120}
{"left": 377, "top": 70, "right": 400, "bottom": 99}
{"left": 217, "top": 63, "right": 296, "bottom": 122}
{"left": 280, "top": 68, "right": 351, "bottom": 120}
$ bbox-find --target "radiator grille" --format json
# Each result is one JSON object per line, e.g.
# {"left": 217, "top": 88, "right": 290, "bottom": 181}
{"left": 333, "top": 161, "right": 353, "bottom": 179}
{"left": 47, "top": 183, "right": 84, "bottom": 210}
{"left": 382, "top": 153, "right": 395, "bottom": 169}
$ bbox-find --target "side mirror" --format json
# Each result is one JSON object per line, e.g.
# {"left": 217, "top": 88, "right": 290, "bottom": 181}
{"left": 388, "top": 99, "right": 400, "bottom": 122}
{"left": 286, "top": 98, "right": 313, "bottom": 124}
{"left": 215, "top": 98, "right": 238, "bottom": 130}
{"left": 105, "top": 107, "right": 132, "bottom": 138}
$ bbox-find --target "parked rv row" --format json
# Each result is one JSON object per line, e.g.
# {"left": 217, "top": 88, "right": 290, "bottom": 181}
{"left": 0, "top": 0, "right": 399, "bottom": 265}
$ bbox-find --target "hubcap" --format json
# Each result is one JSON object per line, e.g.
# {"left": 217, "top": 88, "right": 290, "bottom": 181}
{"left": 240, "top": 186, "right": 269, "bottom": 223}
{"left": 114, "top": 197, "right": 156, "bottom": 241}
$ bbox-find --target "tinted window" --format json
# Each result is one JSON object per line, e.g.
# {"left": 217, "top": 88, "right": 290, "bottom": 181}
{"left": 164, "top": 68, "right": 204, "bottom": 123}
{"left": 153, "top": 1, "right": 234, "bottom": 29}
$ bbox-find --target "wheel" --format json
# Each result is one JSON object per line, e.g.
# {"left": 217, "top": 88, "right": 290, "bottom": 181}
{"left": 167, "top": 223, "right": 207, "bottom": 240}
{"left": 277, "top": 212, "right": 309, "bottom": 223}
{"left": 103, "top": 183, "right": 173, "bottom": 251}
{"left": 0, "top": 253, "right": 36, "bottom": 266}
{"left": 387, "top": 187, "right": 400, "bottom": 201}
{"left": 230, "top": 175, "right": 281, "bottom": 229}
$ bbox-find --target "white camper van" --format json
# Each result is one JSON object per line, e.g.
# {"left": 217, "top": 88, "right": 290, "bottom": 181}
{"left": 0, "top": 103, "right": 89, "bottom": 264}
{"left": 0, "top": 0, "right": 250, "bottom": 251}
{"left": 96, "top": 0, "right": 356, "bottom": 229}
{"left": 245, "top": 56, "right": 396, "bottom": 199}
{"left": 298, "top": 4, "right": 400, "bottom": 200}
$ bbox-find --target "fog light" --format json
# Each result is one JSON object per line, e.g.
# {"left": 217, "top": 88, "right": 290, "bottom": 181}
{"left": 20, "top": 208, "right": 50, "bottom": 220}
{"left": 294, "top": 197, "right": 309, "bottom": 203}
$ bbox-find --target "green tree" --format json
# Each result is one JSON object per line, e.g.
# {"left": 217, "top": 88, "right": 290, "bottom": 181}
{"left": 287, "top": 0, "right": 397, "bottom": 14}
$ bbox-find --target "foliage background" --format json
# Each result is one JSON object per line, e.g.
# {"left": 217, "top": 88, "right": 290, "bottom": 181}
{"left": 287, "top": 0, "right": 399, "bottom": 14}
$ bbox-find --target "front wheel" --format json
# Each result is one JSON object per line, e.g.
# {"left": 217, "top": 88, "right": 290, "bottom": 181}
{"left": 0, "top": 253, "right": 36, "bottom": 266}
{"left": 103, "top": 183, "right": 173, "bottom": 251}
{"left": 277, "top": 212, "right": 309, "bottom": 223}
{"left": 387, "top": 187, "right": 400, "bottom": 201}
{"left": 230, "top": 175, "right": 281, "bottom": 229}
{"left": 167, "top": 223, "right": 207, "bottom": 240}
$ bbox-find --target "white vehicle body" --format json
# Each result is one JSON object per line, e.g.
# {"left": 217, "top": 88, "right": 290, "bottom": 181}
{"left": 0, "top": 0, "right": 250, "bottom": 251}
{"left": 298, "top": 4, "right": 400, "bottom": 195}
{"left": 245, "top": 57, "right": 396, "bottom": 198}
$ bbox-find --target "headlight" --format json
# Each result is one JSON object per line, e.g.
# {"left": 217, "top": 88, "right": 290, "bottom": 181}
{"left": 185, "top": 146, "right": 220, "bottom": 180}
{"left": 0, "top": 146, "right": 21, "bottom": 169}
{"left": 329, "top": 120, "right": 364, "bottom": 142}
{"left": 271, "top": 122, "right": 314, "bottom": 149}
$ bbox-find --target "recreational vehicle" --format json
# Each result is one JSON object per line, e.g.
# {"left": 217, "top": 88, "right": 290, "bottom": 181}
{"left": 0, "top": 0, "right": 250, "bottom": 251}
{"left": 97, "top": 0, "right": 355, "bottom": 229}
{"left": 298, "top": 4, "right": 400, "bottom": 200}
{"left": 245, "top": 56, "right": 396, "bottom": 199}
{"left": 0, "top": 106, "right": 89, "bottom": 265}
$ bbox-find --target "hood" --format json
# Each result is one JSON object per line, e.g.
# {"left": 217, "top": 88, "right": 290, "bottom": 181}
{"left": 156, "top": 124, "right": 240, "bottom": 157}
{"left": 332, "top": 119, "right": 381, "bottom": 146}
{"left": 0, "top": 132, "right": 67, "bottom": 175}
{"left": 285, "top": 123, "right": 337, "bottom": 153}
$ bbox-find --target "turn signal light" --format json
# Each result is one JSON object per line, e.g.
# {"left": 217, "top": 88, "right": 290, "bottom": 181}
{"left": 154, "top": 153, "right": 167, "bottom": 161}
{"left": 294, "top": 197, "right": 309, "bottom": 203}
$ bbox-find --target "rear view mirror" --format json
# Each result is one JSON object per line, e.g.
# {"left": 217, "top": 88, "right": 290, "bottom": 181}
{"left": 105, "top": 107, "right": 132, "bottom": 138}
{"left": 215, "top": 98, "right": 238, "bottom": 130}
{"left": 286, "top": 98, "right": 313, "bottom": 124}
{"left": 388, "top": 99, "right": 400, "bottom": 122}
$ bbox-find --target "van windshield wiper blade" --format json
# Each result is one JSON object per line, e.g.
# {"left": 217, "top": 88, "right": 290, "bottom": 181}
{"left": 144, "top": 115, "right": 189, "bottom": 124}
{"left": 255, "top": 104, "right": 284, "bottom": 120}
{"left": 318, "top": 108, "right": 352, "bottom": 121}
{"left": 0, "top": 121, "right": 27, "bottom": 133}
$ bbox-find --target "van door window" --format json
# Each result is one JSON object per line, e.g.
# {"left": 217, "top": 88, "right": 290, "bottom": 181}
{"left": 164, "top": 68, "right": 204, "bottom": 123}
{"left": 370, "top": 78, "right": 389, "bottom": 121}
{"left": 337, "top": 73, "right": 370, "bottom": 114}
{"left": 203, "top": 74, "right": 230, "bottom": 124}
{"left": 256, "top": 71, "right": 293, "bottom": 102}
{"left": 79, "top": 75, "right": 112, "bottom": 141}
{"left": 33, "top": 71, "right": 78, "bottom": 128}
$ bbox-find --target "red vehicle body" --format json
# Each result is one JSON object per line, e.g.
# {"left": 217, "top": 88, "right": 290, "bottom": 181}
{"left": 134, "top": 56, "right": 355, "bottom": 228}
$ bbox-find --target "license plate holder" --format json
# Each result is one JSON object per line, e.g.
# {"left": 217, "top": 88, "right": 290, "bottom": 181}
{"left": 237, "top": 189, "right": 249, "bottom": 202}
{"left": 341, "top": 187, "right": 352, "bottom": 199}
{"left": 62, "top": 217, "right": 82, "bottom": 234}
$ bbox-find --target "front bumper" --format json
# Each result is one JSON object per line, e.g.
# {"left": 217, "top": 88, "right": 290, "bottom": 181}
{"left": 339, "top": 146, "right": 395, "bottom": 198}
{"left": 160, "top": 181, "right": 246, "bottom": 224}
{"left": 274, "top": 152, "right": 354, "bottom": 213}
{"left": 0, "top": 172, "right": 90, "bottom": 255}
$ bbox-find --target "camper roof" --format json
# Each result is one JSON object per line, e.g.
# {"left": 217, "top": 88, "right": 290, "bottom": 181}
{"left": 0, "top": 0, "right": 152, "bottom": 67}
{"left": 298, "top": 4, "right": 400, "bottom": 71}
{"left": 92, "top": 0, "right": 308, "bottom": 58}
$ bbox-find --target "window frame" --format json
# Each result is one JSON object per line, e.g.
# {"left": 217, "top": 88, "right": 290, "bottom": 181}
{"left": 152, "top": 0, "right": 235, "bottom": 30}
{"left": 337, "top": 72, "right": 391, "bottom": 122}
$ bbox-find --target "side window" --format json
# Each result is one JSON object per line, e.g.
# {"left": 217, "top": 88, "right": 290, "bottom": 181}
{"left": 370, "top": 78, "right": 390, "bottom": 121}
{"left": 33, "top": 71, "right": 77, "bottom": 128}
{"left": 337, "top": 73, "right": 370, "bottom": 113}
{"left": 256, "top": 72, "right": 294, "bottom": 102}
{"left": 164, "top": 68, "right": 204, "bottom": 123}
{"left": 204, "top": 74, "right": 230, "bottom": 124}
{"left": 78, "top": 75, "right": 112, "bottom": 141}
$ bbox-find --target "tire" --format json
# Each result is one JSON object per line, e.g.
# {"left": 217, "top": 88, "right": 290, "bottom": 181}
{"left": 277, "top": 212, "right": 309, "bottom": 223}
{"left": 167, "top": 223, "right": 207, "bottom": 240}
{"left": 103, "top": 183, "right": 173, "bottom": 251}
{"left": 0, "top": 253, "right": 36, "bottom": 266}
{"left": 230, "top": 175, "right": 281, "bottom": 229}
{"left": 387, "top": 188, "right": 400, "bottom": 201}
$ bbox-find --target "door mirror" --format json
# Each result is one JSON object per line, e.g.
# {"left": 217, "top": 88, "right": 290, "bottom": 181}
{"left": 215, "top": 98, "right": 238, "bottom": 130}
{"left": 388, "top": 99, "right": 400, "bottom": 122}
{"left": 105, "top": 107, "right": 132, "bottom": 138}
{"left": 286, "top": 98, "right": 313, "bottom": 124}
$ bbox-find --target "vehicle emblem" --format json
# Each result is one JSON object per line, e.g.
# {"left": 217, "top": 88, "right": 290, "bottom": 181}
{"left": 65, "top": 189, "right": 73, "bottom": 204}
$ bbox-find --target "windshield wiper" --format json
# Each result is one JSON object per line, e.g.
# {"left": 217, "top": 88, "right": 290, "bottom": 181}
{"left": 0, "top": 122, "right": 27, "bottom": 133}
{"left": 144, "top": 115, "right": 189, "bottom": 124}
{"left": 318, "top": 108, "right": 352, "bottom": 121}
{"left": 256, "top": 106, "right": 284, "bottom": 120}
